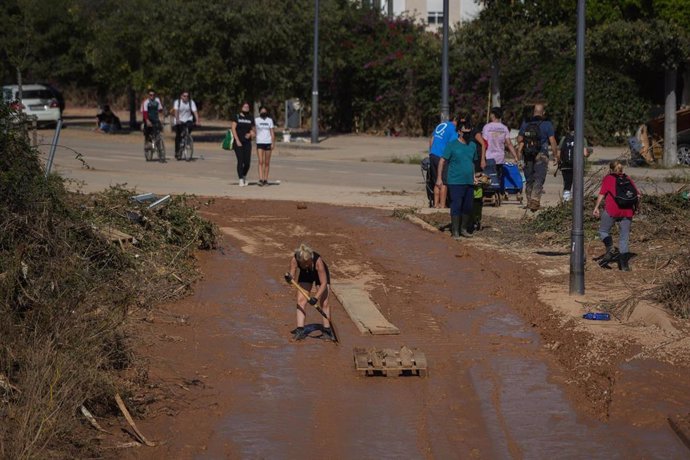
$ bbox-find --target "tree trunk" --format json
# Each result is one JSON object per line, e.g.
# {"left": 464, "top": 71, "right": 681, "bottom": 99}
{"left": 663, "top": 68, "right": 677, "bottom": 168}
{"left": 16, "top": 67, "right": 23, "bottom": 109}
{"left": 128, "top": 87, "right": 137, "bottom": 131}
{"left": 490, "top": 59, "right": 501, "bottom": 108}
{"left": 682, "top": 64, "right": 690, "bottom": 108}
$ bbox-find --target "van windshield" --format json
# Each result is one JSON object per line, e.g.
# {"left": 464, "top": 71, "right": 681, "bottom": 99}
{"left": 22, "top": 90, "right": 54, "bottom": 100}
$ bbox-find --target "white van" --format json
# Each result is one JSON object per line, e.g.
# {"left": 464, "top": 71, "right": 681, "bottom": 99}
{"left": 2, "top": 84, "right": 62, "bottom": 124}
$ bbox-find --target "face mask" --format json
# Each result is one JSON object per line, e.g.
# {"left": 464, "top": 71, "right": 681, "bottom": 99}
{"left": 462, "top": 131, "right": 472, "bottom": 142}
{"left": 260, "top": 113, "right": 268, "bottom": 119}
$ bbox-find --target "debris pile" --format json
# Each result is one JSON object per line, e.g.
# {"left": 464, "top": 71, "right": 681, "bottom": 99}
{"left": 0, "top": 105, "right": 217, "bottom": 457}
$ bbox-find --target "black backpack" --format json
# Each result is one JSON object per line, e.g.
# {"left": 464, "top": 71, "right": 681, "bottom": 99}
{"left": 523, "top": 121, "right": 542, "bottom": 159}
{"left": 560, "top": 134, "right": 575, "bottom": 168}
{"left": 611, "top": 174, "right": 639, "bottom": 209}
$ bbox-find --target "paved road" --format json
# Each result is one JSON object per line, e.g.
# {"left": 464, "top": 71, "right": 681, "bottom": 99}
{"left": 40, "top": 124, "right": 430, "bottom": 209}
{"left": 39, "top": 119, "right": 686, "bottom": 214}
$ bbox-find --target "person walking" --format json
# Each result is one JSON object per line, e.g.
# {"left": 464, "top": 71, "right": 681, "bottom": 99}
{"left": 231, "top": 102, "right": 255, "bottom": 186}
{"left": 517, "top": 104, "right": 559, "bottom": 211}
{"left": 287, "top": 244, "right": 335, "bottom": 341}
{"left": 428, "top": 115, "right": 459, "bottom": 208}
{"left": 481, "top": 107, "right": 518, "bottom": 192}
{"left": 592, "top": 160, "right": 641, "bottom": 271}
{"left": 254, "top": 106, "right": 275, "bottom": 186}
{"left": 172, "top": 90, "right": 200, "bottom": 160}
{"left": 557, "top": 127, "right": 592, "bottom": 202}
{"left": 436, "top": 118, "right": 479, "bottom": 239}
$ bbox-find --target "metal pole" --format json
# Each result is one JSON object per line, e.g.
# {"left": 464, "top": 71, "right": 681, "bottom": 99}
{"left": 569, "top": 0, "right": 586, "bottom": 295}
{"left": 440, "top": 0, "right": 449, "bottom": 121}
{"left": 45, "top": 118, "right": 63, "bottom": 177}
{"left": 311, "top": 0, "right": 320, "bottom": 144}
{"left": 387, "top": 0, "right": 393, "bottom": 18}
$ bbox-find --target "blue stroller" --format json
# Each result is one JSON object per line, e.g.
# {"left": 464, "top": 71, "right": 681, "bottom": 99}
{"left": 502, "top": 162, "right": 524, "bottom": 204}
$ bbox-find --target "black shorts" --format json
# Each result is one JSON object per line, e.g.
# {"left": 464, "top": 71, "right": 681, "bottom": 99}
{"left": 430, "top": 155, "right": 448, "bottom": 185}
{"left": 256, "top": 143, "right": 272, "bottom": 150}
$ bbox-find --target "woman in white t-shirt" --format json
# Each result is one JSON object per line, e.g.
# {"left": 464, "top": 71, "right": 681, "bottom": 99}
{"left": 254, "top": 107, "right": 276, "bottom": 186}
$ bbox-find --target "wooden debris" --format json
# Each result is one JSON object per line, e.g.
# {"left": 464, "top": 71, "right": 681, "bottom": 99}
{"left": 115, "top": 393, "right": 156, "bottom": 447}
{"left": 81, "top": 405, "right": 111, "bottom": 434}
{"left": 668, "top": 414, "right": 690, "bottom": 451}
{"left": 353, "top": 346, "right": 427, "bottom": 377}
{"left": 98, "top": 227, "right": 134, "bottom": 249}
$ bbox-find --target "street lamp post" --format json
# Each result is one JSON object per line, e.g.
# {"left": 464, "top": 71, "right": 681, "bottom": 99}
{"left": 311, "top": 0, "right": 320, "bottom": 144}
{"left": 440, "top": 0, "right": 449, "bottom": 121}
{"left": 569, "top": 0, "right": 586, "bottom": 295}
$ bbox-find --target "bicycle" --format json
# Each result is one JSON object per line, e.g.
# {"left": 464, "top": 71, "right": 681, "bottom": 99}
{"left": 176, "top": 122, "right": 194, "bottom": 161}
{"left": 144, "top": 122, "right": 166, "bottom": 162}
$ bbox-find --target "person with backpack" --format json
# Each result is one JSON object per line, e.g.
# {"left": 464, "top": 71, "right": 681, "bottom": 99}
{"left": 558, "top": 127, "right": 592, "bottom": 202}
{"left": 517, "top": 104, "right": 559, "bottom": 211}
{"left": 592, "top": 160, "right": 641, "bottom": 271}
{"left": 172, "top": 91, "right": 200, "bottom": 160}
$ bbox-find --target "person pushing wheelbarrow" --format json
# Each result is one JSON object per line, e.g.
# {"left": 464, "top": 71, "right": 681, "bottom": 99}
{"left": 284, "top": 243, "right": 336, "bottom": 342}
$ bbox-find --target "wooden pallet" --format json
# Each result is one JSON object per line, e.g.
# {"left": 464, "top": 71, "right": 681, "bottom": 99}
{"left": 98, "top": 227, "right": 134, "bottom": 249}
{"left": 353, "top": 346, "right": 427, "bottom": 377}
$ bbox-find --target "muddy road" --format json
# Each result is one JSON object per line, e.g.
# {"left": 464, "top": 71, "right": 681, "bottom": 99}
{"left": 130, "top": 199, "right": 687, "bottom": 459}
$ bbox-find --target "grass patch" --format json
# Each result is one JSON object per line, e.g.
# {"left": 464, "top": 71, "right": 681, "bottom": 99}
{"left": 665, "top": 172, "right": 690, "bottom": 184}
{"left": 391, "top": 207, "right": 417, "bottom": 219}
{"left": 390, "top": 154, "right": 424, "bottom": 165}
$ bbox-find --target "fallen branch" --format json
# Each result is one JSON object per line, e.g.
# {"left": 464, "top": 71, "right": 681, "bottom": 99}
{"left": 80, "top": 405, "right": 111, "bottom": 434}
{"left": 114, "top": 393, "right": 156, "bottom": 447}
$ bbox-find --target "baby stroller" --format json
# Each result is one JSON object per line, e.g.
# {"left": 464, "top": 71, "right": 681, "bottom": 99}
{"left": 502, "top": 162, "right": 524, "bottom": 203}
{"left": 421, "top": 156, "right": 434, "bottom": 207}
{"left": 482, "top": 159, "right": 502, "bottom": 207}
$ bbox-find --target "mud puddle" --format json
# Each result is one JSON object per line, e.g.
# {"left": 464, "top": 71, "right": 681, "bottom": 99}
{"left": 130, "top": 200, "right": 689, "bottom": 459}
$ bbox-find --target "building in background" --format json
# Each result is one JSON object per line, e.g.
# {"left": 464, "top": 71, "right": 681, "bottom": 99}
{"left": 380, "top": 0, "right": 481, "bottom": 29}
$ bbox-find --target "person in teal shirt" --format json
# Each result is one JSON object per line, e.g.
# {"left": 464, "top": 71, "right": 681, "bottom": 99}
{"left": 436, "top": 123, "right": 478, "bottom": 239}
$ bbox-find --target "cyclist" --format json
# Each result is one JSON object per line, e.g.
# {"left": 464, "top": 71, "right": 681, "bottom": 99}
{"left": 141, "top": 89, "right": 165, "bottom": 159}
{"left": 172, "top": 90, "right": 200, "bottom": 160}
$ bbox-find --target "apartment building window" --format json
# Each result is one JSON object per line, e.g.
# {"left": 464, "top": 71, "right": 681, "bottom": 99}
{"left": 427, "top": 0, "right": 444, "bottom": 25}
{"left": 427, "top": 11, "right": 443, "bottom": 24}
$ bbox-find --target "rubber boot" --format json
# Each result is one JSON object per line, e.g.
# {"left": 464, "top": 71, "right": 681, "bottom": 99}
{"left": 320, "top": 327, "right": 336, "bottom": 341}
{"left": 619, "top": 253, "right": 631, "bottom": 271}
{"left": 292, "top": 327, "right": 308, "bottom": 341}
{"left": 528, "top": 198, "right": 541, "bottom": 212}
{"left": 460, "top": 214, "right": 474, "bottom": 238}
{"left": 597, "top": 237, "right": 619, "bottom": 269}
{"left": 451, "top": 215, "right": 461, "bottom": 240}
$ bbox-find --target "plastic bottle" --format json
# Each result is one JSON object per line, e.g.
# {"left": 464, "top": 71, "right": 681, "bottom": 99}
{"left": 582, "top": 312, "right": 611, "bottom": 321}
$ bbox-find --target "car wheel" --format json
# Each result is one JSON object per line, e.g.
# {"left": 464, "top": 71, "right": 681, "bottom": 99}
{"left": 678, "top": 144, "right": 690, "bottom": 166}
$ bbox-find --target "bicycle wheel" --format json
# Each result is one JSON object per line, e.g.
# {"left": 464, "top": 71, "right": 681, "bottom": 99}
{"left": 156, "top": 134, "right": 166, "bottom": 162}
{"left": 184, "top": 133, "right": 194, "bottom": 161}
{"left": 144, "top": 138, "right": 153, "bottom": 161}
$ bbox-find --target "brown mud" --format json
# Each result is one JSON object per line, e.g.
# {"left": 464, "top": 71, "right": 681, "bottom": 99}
{"left": 124, "top": 199, "right": 689, "bottom": 459}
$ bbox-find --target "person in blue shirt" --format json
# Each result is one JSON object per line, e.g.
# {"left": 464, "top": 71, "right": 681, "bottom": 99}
{"left": 517, "top": 104, "right": 560, "bottom": 211}
{"left": 435, "top": 119, "right": 479, "bottom": 239}
{"left": 428, "top": 115, "right": 459, "bottom": 208}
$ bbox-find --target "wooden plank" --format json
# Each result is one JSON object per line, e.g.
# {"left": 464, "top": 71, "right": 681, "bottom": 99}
{"left": 98, "top": 227, "right": 133, "bottom": 244}
{"left": 331, "top": 281, "right": 400, "bottom": 335}
{"left": 668, "top": 415, "right": 690, "bottom": 452}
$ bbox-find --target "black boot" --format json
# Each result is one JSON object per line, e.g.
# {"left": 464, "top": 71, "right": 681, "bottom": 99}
{"left": 451, "top": 215, "right": 461, "bottom": 240}
{"left": 619, "top": 253, "right": 631, "bottom": 271}
{"left": 460, "top": 214, "right": 473, "bottom": 238}
{"left": 292, "top": 327, "right": 308, "bottom": 341}
{"left": 596, "top": 237, "right": 618, "bottom": 269}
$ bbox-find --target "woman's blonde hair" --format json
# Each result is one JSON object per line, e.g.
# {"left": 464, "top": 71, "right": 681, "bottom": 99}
{"left": 609, "top": 160, "right": 624, "bottom": 174}
{"left": 294, "top": 243, "right": 314, "bottom": 264}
